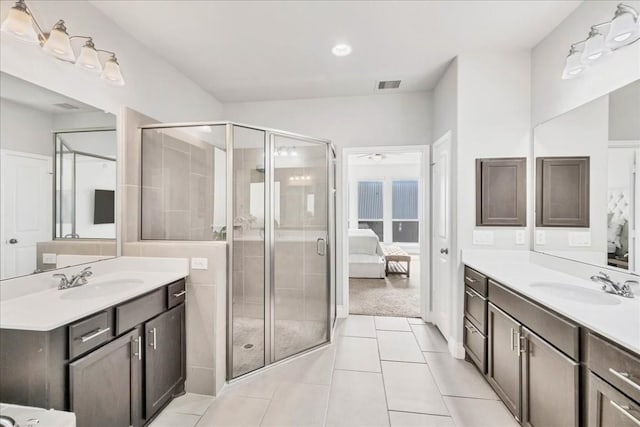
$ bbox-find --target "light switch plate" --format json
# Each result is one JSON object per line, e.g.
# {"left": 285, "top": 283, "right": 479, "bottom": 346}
{"left": 42, "top": 253, "right": 57, "bottom": 264}
{"left": 535, "top": 230, "right": 546, "bottom": 245}
{"left": 191, "top": 257, "right": 208, "bottom": 270}
{"left": 568, "top": 231, "right": 591, "bottom": 247}
{"left": 473, "top": 230, "right": 494, "bottom": 245}
{"left": 515, "top": 230, "right": 526, "bottom": 245}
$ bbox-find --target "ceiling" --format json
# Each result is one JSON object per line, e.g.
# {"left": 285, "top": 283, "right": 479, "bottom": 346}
{"left": 91, "top": 1, "right": 581, "bottom": 103}
{"left": 0, "top": 72, "right": 99, "bottom": 114}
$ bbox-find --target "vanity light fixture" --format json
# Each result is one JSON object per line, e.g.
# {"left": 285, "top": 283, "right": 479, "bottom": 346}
{"left": 274, "top": 146, "right": 298, "bottom": 157}
{"left": 0, "top": 0, "right": 125, "bottom": 85}
{"left": 332, "top": 43, "right": 352, "bottom": 57}
{"left": 562, "top": 3, "right": 639, "bottom": 79}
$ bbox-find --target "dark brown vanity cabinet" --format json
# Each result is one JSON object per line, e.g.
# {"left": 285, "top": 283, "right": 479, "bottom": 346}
{"left": 536, "top": 157, "right": 590, "bottom": 227}
{"left": 145, "top": 304, "right": 186, "bottom": 417}
{"left": 70, "top": 327, "right": 143, "bottom": 427}
{"left": 587, "top": 371, "right": 640, "bottom": 427}
{"left": 487, "top": 303, "right": 522, "bottom": 420}
{"left": 476, "top": 157, "right": 527, "bottom": 226}
{"left": 0, "top": 279, "right": 187, "bottom": 427}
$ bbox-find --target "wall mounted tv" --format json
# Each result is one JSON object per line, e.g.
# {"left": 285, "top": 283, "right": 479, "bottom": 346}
{"left": 94, "top": 189, "right": 115, "bottom": 224}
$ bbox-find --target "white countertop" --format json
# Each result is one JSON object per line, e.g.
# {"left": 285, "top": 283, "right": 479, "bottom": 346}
{"left": 0, "top": 257, "right": 189, "bottom": 331}
{"left": 0, "top": 403, "right": 75, "bottom": 427}
{"left": 462, "top": 250, "right": 640, "bottom": 355}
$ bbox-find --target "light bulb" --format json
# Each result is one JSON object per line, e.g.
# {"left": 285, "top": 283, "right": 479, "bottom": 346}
{"left": 332, "top": 43, "right": 352, "bottom": 57}
{"left": 42, "top": 20, "right": 75, "bottom": 62}
{"left": 0, "top": 0, "right": 39, "bottom": 44}
{"left": 101, "top": 55, "right": 125, "bottom": 86}
{"left": 605, "top": 7, "right": 640, "bottom": 48}
{"left": 562, "top": 48, "right": 587, "bottom": 79}
{"left": 75, "top": 39, "right": 102, "bottom": 72}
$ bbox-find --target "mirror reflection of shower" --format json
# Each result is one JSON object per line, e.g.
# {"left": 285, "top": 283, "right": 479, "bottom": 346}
{"left": 55, "top": 129, "right": 117, "bottom": 240}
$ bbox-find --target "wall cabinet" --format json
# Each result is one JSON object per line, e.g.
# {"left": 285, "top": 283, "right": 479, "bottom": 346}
{"left": 476, "top": 157, "right": 527, "bottom": 226}
{"left": 0, "top": 279, "right": 187, "bottom": 427}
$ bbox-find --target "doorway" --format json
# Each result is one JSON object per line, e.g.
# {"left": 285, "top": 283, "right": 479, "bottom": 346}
{"left": 342, "top": 146, "right": 430, "bottom": 319}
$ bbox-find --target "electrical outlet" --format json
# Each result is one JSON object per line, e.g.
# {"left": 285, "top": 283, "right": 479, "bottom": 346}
{"left": 42, "top": 253, "right": 57, "bottom": 264}
{"left": 191, "top": 257, "right": 208, "bottom": 270}
{"left": 535, "top": 230, "right": 546, "bottom": 245}
{"left": 473, "top": 230, "right": 494, "bottom": 245}
{"left": 515, "top": 230, "right": 526, "bottom": 245}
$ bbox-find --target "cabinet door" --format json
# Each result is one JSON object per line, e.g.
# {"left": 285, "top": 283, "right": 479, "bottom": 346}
{"left": 521, "top": 327, "right": 579, "bottom": 427}
{"left": 476, "top": 157, "right": 527, "bottom": 226}
{"left": 70, "top": 328, "right": 142, "bottom": 427}
{"left": 487, "top": 303, "right": 522, "bottom": 420}
{"left": 145, "top": 303, "right": 185, "bottom": 418}
{"left": 587, "top": 370, "right": 640, "bottom": 427}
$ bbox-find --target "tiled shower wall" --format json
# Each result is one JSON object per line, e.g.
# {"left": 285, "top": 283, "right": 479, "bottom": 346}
{"left": 120, "top": 107, "right": 226, "bottom": 395}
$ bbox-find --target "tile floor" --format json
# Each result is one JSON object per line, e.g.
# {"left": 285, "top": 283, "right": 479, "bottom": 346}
{"left": 150, "top": 315, "right": 518, "bottom": 427}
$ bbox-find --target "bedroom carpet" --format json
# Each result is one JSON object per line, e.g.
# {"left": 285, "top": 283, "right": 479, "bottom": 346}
{"left": 349, "top": 256, "right": 420, "bottom": 317}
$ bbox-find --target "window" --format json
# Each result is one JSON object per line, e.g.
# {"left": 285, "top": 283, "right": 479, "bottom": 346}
{"left": 357, "top": 181, "right": 383, "bottom": 240}
{"left": 392, "top": 180, "right": 419, "bottom": 243}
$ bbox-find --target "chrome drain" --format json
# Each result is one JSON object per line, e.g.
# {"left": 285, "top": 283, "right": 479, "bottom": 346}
{"left": 243, "top": 343, "right": 254, "bottom": 349}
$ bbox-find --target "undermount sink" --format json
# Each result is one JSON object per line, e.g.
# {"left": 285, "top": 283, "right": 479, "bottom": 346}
{"left": 530, "top": 282, "right": 621, "bottom": 306}
{"left": 60, "top": 278, "right": 144, "bottom": 300}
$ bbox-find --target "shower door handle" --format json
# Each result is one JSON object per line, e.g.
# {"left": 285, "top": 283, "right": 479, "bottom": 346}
{"left": 316, "top": 238, "right": 326, "bottom": 256}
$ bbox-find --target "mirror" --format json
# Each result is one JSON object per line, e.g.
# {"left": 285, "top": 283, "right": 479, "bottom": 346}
{"left": 0, "top": 72, "right": 117, "bottom": 280}
{"left": 533, "top": 80, "right": 640, "bottom": 275}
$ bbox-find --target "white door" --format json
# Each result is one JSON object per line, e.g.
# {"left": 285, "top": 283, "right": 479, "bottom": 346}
{"left": 0, "top": 151, "right": 52, "bottom": 279}
{"left": 431, "top": 133, "right": 452, "bottom": 340}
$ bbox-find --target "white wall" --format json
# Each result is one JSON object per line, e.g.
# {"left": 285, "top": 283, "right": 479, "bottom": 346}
{"left": 609, "top": 80, "right": 640, "bottom": 141}
{"left": 75, "top": 158, "right": 117, "bottom": 238}
{"left": 531, "top": 0, "right": 640, "bottom": 126}
{"left": 0, "top": 98, "right": 53, "bottom": 156}
{"left": 53, "top": 111, "right": 117, "bottom": 130}
{"left": 432, "top": 59, "right": 458, "bottom": 144}
{"left": 0, "top": 0, "right": 222, "bottom": 122}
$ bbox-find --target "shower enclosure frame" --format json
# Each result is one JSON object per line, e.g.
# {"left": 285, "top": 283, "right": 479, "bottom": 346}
{"left": 137, "top": 121, "right": 336, "bottom": 381}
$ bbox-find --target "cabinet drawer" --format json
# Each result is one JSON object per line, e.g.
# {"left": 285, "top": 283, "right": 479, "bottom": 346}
{"left": 69, "top": 311, "right": 112, "bottom": 359}
{"left": 167, "top": 279, "right": 186, "bottom": 309}
{"left": 587, "top": 370, "right": 640, "bottom": 427}
{"left": 464, "top": 319, "right": 486, "bottom": 374}
{"left": 489, "top": 280, "right": 579, "bottom": 360}
{"left": 464, "top": 286, "right": 487, "bottom": 334}
{"left": 464, "top": 266, "right": 488, "bottom": 297}
{"left": 116, "top": 288, "right": 166, "bottom": 335}
{"left": 586, "top": 333, "right": 640, "bottom": 402}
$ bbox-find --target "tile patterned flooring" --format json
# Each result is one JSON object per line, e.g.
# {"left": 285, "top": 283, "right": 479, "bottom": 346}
{"left": 150, "top": 315, "right": 518, "bottom": 427}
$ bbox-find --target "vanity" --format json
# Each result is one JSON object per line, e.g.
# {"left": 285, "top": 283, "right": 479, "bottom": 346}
{"left": 0, "top": 257, "right": 189, "bottom": 427}
{"left": 462, "top": 251, "right": 640, "bottom": 427}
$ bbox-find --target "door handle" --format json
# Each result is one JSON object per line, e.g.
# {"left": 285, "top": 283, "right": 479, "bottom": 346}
{"left": 8, "top": 238, "right": 18, "bottom": 244}
{"left": 79, "top": 327, "right": 110, "bottom": 343}
{"left": 609, "top": 400, "right": 640, "bottom": 425}
{"left": 609, "top": 368, "right": 640, "bottom": 391}
{"left": 149, "top": 328, "right": 157, "bottom": 350}
{"left": 440, "top": 248, "right": 448, "bottom": 254}
{"left": 316, "top": 238, "right": 326, "bottom": 256}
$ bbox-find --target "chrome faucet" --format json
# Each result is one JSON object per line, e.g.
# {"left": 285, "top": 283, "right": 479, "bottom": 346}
{"left": 590, "top": 271, "right": 636, "bottom": 298}
{"left": 54, "top": 266, "right": 93, "bottom": 290}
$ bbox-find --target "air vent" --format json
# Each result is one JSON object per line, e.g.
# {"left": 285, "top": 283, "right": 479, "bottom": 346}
{"left": 377, "top": 80, "right": 401, "bottom": 90}
{"left": 53, "top": 102, "right": 80, "bottom": 110}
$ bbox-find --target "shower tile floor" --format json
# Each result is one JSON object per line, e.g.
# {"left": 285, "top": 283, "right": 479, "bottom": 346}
{"left": 150, "top": 315, "right": 518, "bottom": 427}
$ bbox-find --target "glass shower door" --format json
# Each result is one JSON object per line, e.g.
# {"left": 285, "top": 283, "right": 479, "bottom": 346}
{"left": 272, "top": 134, "right": 329, "bottom": 361}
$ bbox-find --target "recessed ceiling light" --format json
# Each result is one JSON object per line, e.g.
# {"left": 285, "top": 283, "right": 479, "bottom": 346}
{"left": 332, "top": 43, "right": 352, "bottom": 57}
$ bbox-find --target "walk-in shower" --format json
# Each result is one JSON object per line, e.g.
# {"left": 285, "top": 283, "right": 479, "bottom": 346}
{"left": 139, "top": 122, "right": 336, "bottom": 380}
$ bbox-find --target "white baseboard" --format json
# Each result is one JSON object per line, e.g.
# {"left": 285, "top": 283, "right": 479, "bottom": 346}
{"left": 448, "top": 339, "right": 465, "bottom": 359}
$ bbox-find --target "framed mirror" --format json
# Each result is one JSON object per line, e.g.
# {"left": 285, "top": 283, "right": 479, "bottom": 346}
{"left": 533, "top": 79, "right": 640, "bottom": 275}
{"left": 0, "top": 72, "right": 118, "bottom": 280}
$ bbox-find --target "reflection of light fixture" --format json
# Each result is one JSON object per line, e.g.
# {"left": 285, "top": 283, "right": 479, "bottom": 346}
{"left": 198, "top": 126, "right": 212, "bottom": 133}
{"left": 275, "top": 146, "right": 298, "bottom": 156}
{"left": 0, "top": 0, "right": 40, "bottom": 43}
{"left": 332, "top": 43, "right": 352, "bottom": 57}
{"left": 1, "top": 0, "right": 125, "bottom": 85}
{"left": 368, "top": 153, "right": 385, "bottom": 162}
{"left": 562, "top": 3, "right": 639, "bottom": 79}
{"left": 289, "top": 175, "right": 312, "bottom": 181}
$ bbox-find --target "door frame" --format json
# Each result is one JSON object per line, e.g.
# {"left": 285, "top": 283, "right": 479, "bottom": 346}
{"left": 340, "top": 145, "right": 431, "bottom": 320}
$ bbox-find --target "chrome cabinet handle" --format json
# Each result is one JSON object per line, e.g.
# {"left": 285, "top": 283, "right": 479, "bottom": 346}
{"left": 609, "top": 368, "right": 640, "bottom": 392}
{"left": 79, "top": 327, "right": 110, "bottom": 343}
{"left": 517, "top": 333, "right": 527, "bottom": 354}
{"left": 465, "top": 290, "right": 475, "bottom": 298}
{"left": 464, "top": 323, "right": 478, "bottom": 335}
{"left": 132, "top": 336, "right": 142, "bottom": 361}
{"left": 609, "top": 400, "right": 640, "bottom": 426}
{"left": 173, "top": 290, "right": 186, "bottom": 298}
{"left": 149, "top": 327, "right": 157, "bottom": 350}
{"left": 510, "top": 328, "right": 515, "bottom": 352}
{"left": 465, "top": 276, "right": 477, "bottom": 283}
